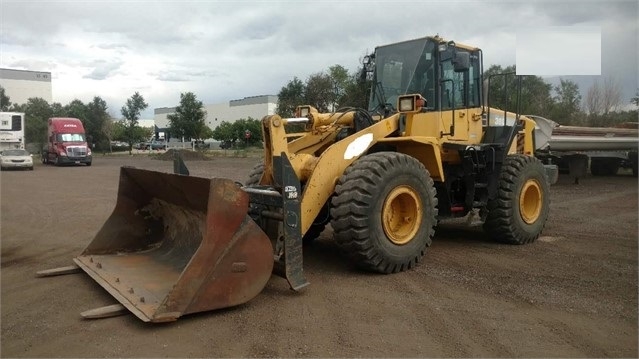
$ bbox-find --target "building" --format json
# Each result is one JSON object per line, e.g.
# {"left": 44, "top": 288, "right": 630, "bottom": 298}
{"left": 0, "top": 68, "right": 53, "bottom": 105}
{"left": 154, "top": 95, "right": 278, "bottom": 138}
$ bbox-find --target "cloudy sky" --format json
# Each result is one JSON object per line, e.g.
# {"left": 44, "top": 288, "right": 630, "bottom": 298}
{"left": 1, "top": 0, "right": 637, "bottom": 118}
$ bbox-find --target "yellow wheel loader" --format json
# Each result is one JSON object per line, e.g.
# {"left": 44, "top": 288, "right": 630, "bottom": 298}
{"left": 39, "top": 36, "right": 551, "bottom": 322}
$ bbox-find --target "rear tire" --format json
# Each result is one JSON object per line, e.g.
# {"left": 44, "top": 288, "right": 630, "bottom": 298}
{"left": 484, "top": 155, "right": 550, "bottom": 244}
{"left": 330, "top": 152, "right": 437, "bottom": 274}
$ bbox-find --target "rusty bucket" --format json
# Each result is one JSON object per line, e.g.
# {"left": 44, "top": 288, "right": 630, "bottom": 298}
{"left": 73, "top": 167, "right": 273, "bottom": 322}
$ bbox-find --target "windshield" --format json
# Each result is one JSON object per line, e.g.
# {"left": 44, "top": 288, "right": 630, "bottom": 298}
{"left": 2, "top": 149, "right": 29, "bottom": 156}
{"left": 369, "top": 38, "right": 436, "bottom": 112}
{"left": 57, "top": 133, "right": 85, "bottom": 142}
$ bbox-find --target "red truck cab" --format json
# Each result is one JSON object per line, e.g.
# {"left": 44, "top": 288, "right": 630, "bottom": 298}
{"left": 42, "top": 117, "right": 92, "bottom": 166}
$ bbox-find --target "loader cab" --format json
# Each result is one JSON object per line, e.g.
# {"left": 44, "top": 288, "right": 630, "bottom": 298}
{"left": 368, "top": 37, "right": 482, "bottom": 116}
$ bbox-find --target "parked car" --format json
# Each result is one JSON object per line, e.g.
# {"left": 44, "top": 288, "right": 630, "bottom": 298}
{"left": 0, "top": 149, "right": 34, "bottom": 170}
{"left": 138, "top": 140, "right": 167, "bottom": 150}
{"left": 149, "top": 140, "right": 167, "bottom": 150}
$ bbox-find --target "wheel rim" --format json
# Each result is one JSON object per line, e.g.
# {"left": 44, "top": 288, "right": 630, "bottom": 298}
{"left": 519, "top": 179, "right": 542, "bottom": 224}
{"left": 382, "top": 185, "right": 422, "bottom": 245}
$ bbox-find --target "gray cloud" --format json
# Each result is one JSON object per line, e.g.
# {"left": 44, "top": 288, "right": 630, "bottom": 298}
{"left": 1, "top": 0, "right": 636, "bottom": 116}
{"left": 83, "top": 61, "right": 123, "bottom": 80}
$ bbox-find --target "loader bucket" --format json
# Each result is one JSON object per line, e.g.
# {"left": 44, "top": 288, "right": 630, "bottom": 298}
{"left": 74, "top": 167, "right": 274, "bottom": 323}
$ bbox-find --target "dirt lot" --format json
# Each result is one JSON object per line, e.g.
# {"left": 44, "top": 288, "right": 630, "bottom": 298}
{"left": 1, "top": 154, "right": 637, "bottom": 358}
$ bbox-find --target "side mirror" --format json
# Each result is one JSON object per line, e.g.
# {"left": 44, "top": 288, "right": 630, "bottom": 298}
{"left": 453, "top": 52, "right": 470, "bottom": 72}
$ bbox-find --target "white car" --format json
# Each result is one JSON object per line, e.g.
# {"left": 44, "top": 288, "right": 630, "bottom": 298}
{"left": 0, "top": 149, "right": 34, "bottom": 171}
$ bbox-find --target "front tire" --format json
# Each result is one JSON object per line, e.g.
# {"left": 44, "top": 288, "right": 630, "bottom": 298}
{"left": 330, "top": 152, "right": 438, "bottom": 274}
{"left": 484, "top": 155, "right": 550, "bottom": 244}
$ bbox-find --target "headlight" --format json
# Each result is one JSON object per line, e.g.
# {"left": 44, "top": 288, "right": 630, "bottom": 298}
{"left": 58, "top": 150, "right": 66, "bottom": 156}
{"left": 397, "top": 94, "right": 426, "bottom": 113}
{"left": 399, "top": 97, "right": 415, "bottom": 112}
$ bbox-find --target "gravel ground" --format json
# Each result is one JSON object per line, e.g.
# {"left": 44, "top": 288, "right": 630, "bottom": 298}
{"left": 1, "top": 154, "right": 637, "bottom": 358}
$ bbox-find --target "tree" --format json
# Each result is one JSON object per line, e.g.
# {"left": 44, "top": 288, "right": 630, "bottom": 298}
{"left": 584, "top": 77, "right": 624, "bottom": 127}
{"left": 631, "top": 89, "right": 639, "bottom": 108}
{"left": 64, "top": 99, "right": 88, "bottom": 120}
{"left": 211, "top": 117, "right": 262, "bottom": 147}
{"left": 585, "top": 77, "right": 623, "bottom": 116}
{"left": 276, "top": 77, "right": 305, "bottom": 117}
{"left": 340, "top": 67, "right": 371, "bottom": 110}
{"left": 584, "top": 81, "right": 602, "bottom": 116}
{"left": 601, "top": 76, "right": 622, "bottom": 115}
{"left": 0, "top": 86, "right": 11, "bottom": 111}
{"left": 120, "top": 92, "right": 148, "bottom": 153}
{"left": 328, "top": 64, "right": 350, "bottom": 109}
{"left": 22, "top": 97, "right": 53, "bottom": 150}
{"left": 85, "top": 97, "right": 111, "bottom": 150}
{"left": 551, "top": 79, "right": 583, "bottom": 125}
{"left": 211, "top": 121, "right": 235, "bottom": 144}
{"left": 483, "top": 65, "right": 553, "bottom": 118}
{"left": 231, "top": 117, "right": 262, "bottom": 147}
{"left": 167, "top": 92, "right": 208, "bottom": 141}
{"left": 304, "top": 72, "right": 334, "bottom": 113}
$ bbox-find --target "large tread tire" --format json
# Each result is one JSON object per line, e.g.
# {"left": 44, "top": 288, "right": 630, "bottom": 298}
{"left": 245, "top": 162, "right": 265, "bottom": 186}
{"left": 330, "top": 152, "right": 438, "bottom": 274}
{"left": 244, "top": 162, "right": 327, "bottom": 243}
{"left": 484, "top": 155, "right": 550, "bottom": 245}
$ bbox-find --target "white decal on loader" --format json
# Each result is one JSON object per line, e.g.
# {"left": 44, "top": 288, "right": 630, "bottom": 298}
{"left": 344, "top": 133, "right": 373, "bottom": 160}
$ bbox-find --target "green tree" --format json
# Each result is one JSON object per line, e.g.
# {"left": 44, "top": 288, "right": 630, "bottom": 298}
{"left": 304, "top": 72, "right": 334, "bottom": 113}
{"left": 551, "top": 79, "right": 583, "bottom": 125}
{"left": 211, "top": 121, "right": 235, "bottom": 144}
{"left": 64, "top": 99, "right": 88, "bottom": 120}
{"left": 276, "top": 77, "right": 305, "bottom": 117}
{"left": 0, "top": 86, "right": 11, "bottom": 111}
{"left": 85, "top": 97, "right": 111, "bottom": 150}
{"left": 483, "top": 65, "right": 553, "bottom": 117}
{"left": 328, "top": 64, "right": 350, "bottom": 109}
{"left": 167, "top": 92, "right": 208, "bottom": 141}
{"left": 231, "top": 117, "right": 262, "bottom": 147}
{"left": 120, "top": 92, "right": 148, "bottom": 153}
{"left": 22, "top": 98, "right": 53, "bottom": 150}
{"left": 340, "top": 67, "right": 371, "bottom": 110}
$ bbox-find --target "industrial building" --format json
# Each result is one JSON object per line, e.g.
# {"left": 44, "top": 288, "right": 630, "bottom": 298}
{"left": 0, "top": 68, "right": 53, "bottom": 105}
{"left": 154, "top": 95, "right": 278, "bottom": 137}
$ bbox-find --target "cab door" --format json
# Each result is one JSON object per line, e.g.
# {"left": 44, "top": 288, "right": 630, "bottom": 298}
{"left": 438, "top": 48, "right": 469, "bottom": 142}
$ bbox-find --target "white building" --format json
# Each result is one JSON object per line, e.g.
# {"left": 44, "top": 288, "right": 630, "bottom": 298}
{"left": 0, "top": 68, "right": 53, "bottom": 105}
{"left": 154, "top": 95, "right": 278, "bottom": 135}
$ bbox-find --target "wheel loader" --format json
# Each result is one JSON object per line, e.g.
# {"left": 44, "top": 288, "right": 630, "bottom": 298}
{"left": 39, "top": 35, "right": 551, "bottom": 322}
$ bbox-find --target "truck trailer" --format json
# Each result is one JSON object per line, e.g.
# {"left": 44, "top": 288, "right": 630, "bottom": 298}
{"left": 0, "top": 112, "right": 25, "bottom": 150}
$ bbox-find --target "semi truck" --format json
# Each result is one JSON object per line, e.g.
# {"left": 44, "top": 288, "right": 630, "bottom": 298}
{"left": 0, "top": 112, "right": 25, "bottom": 150}
{"left": 42, "top": 117, "right": 92, "bottom": 166}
